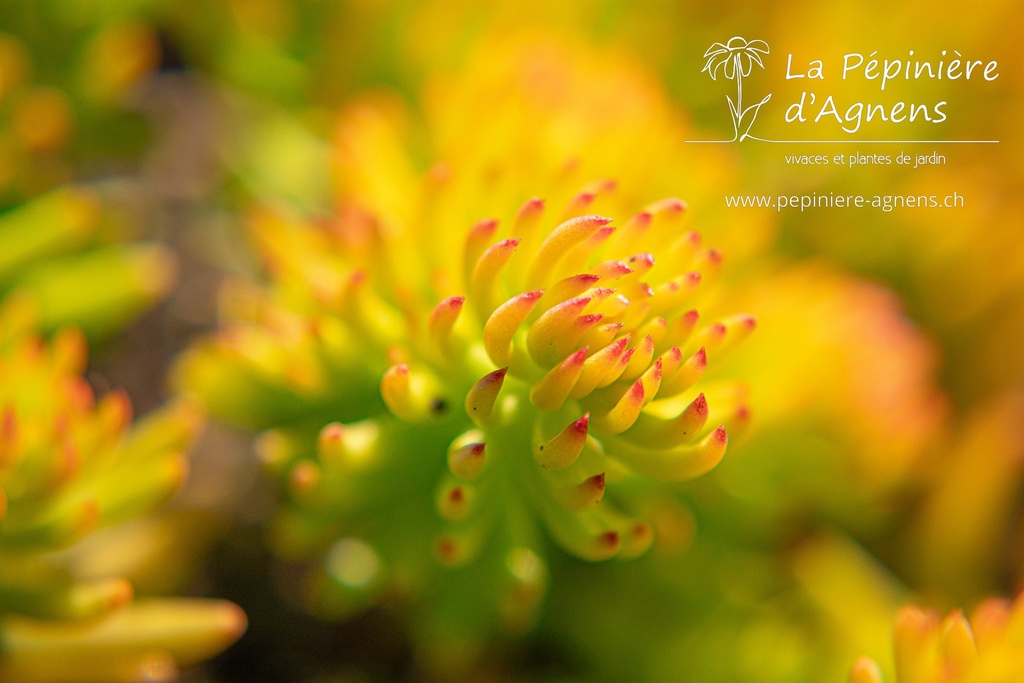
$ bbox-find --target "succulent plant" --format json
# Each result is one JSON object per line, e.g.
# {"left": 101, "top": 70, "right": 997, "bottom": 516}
{"left": 0, "top": 301, "right": 244, "bottom": 682}
{"left": 177, "top": 161, "right": 755, "bottom": 668}
{"left": 849, "top": 594, "right": 1024, "bottom": 683}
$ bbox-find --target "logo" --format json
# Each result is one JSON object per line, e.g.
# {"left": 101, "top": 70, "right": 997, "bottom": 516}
{"left": 693, "top": 36, "right": 1000, "bottom": 144}
{"left": 701, "top": 37, "right": 772, "bottom": 142}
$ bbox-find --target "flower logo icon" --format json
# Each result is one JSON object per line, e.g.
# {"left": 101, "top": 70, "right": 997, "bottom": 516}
{"left": 702, "top": 37, "right": 772, "bottom": 141}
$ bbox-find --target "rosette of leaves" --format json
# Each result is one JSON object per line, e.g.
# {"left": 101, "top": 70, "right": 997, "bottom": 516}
{"left": 178, "top": 167, "right": 755, "bottom": 670}
{"left": 0, "top": 302, "right": 245, "bottom": 682}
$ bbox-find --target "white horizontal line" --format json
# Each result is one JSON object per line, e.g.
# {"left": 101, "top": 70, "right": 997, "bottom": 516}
{"left": 685, "top": 139, "right": 1000, "bottom": 144}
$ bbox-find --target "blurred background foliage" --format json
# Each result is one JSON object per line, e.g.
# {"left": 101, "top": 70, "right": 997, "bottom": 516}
{"left": 0, "top": 0, "right": 1022, "bottom": 681}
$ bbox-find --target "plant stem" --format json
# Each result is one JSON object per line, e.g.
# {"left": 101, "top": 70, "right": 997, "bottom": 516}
{"left": 735, "top": 54, "right": 744, "bottom": 140}
{"left": 735, "top": 54, "right": 744, "bottom": 115}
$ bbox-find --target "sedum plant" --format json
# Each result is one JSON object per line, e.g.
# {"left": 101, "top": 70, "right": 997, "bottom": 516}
{"left": 178, "top": 177, "right": 754, "bottom": 661}
{"left": 0, "top": 300, "right": 245, "bottom": 682}
{"left": 849, "top": 594, "right": 1024, "bottom": 683}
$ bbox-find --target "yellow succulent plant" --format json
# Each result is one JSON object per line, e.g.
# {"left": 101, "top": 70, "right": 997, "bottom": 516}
{"left": 0, "top": 301, "right": 245, "bottom": 682}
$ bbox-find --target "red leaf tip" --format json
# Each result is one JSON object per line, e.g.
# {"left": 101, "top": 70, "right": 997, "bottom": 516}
{"left": 436, "top": 537, "right": 457, "bottom": 560}
{"left": 568, "top": 348, "right": 589, "bottom": 364}
{"left": 632, "top": 211, "right": 652, "bottom": 226}
{"left": 651, "top": 358, "right": 663, "bottom": 380}
{"left": 630, "top": 379, "right": 646, "bottom": 400}
{"left": 574, "top": 413, "right": 591, "bottom": 433}
{"left": 629, "top": 253, "right": 655, "bottom": 268}
{"left": 610, "top": 337, "right": 630, "bottom": 353}
{"left": 471, "top": 217, "right": 499, "bottom": 234}
{"left": 321, "top": 423, "right": 344, "bottom": 442}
